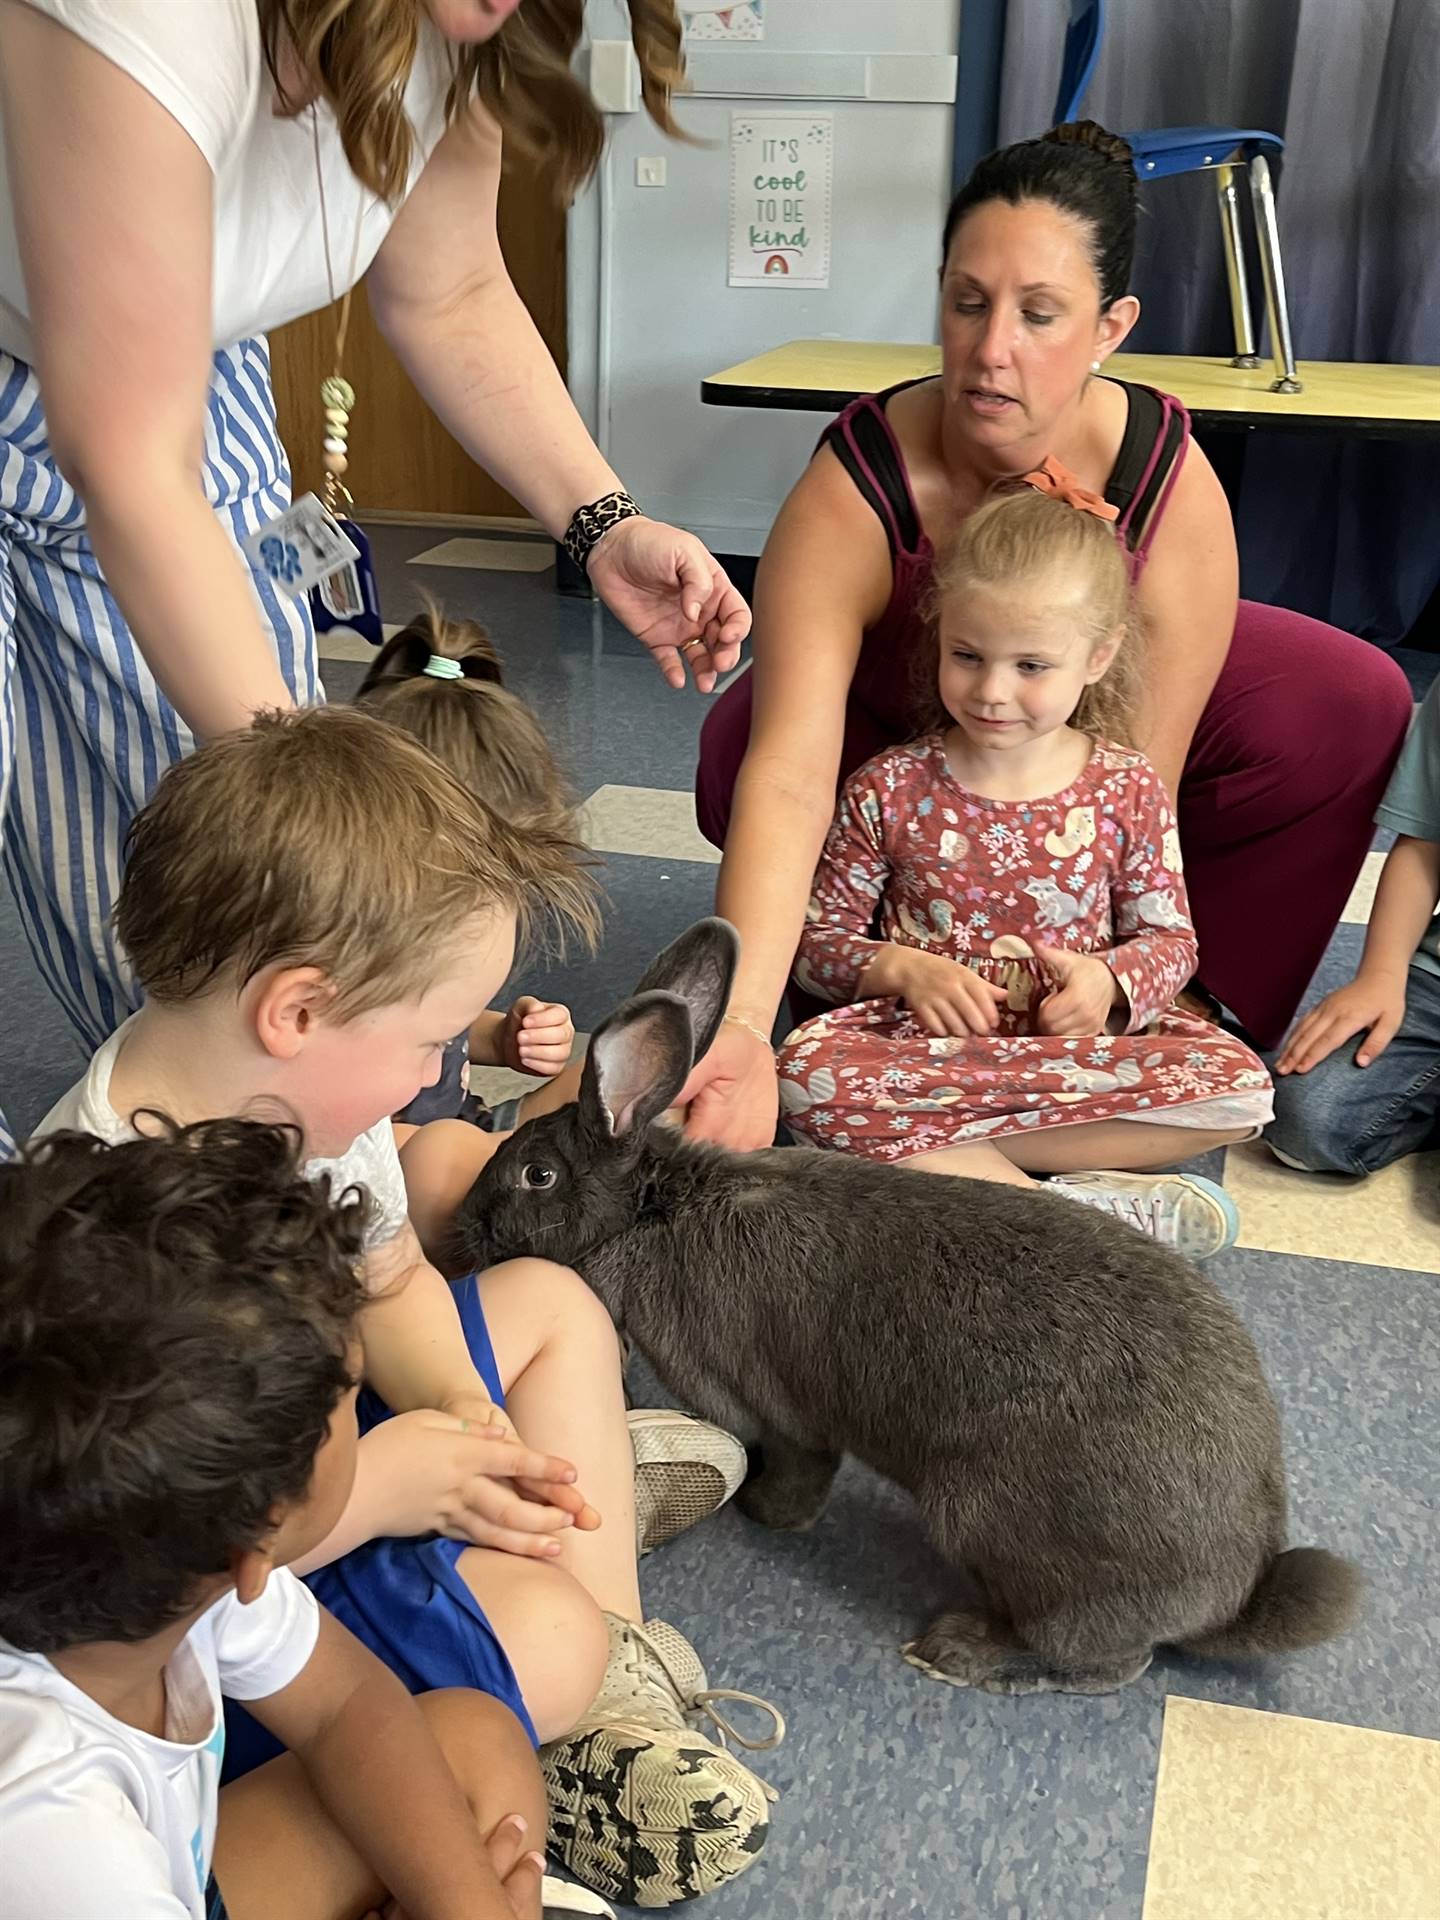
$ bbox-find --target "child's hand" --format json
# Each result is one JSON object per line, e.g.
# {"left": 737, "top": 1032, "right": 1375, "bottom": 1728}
{"left": 359, "top": 1811, "right": 545, "bottom": 1920}
{"left": 887, "top": 948, "right": 1009, "bottom": 1037}
{"left": 1277, "top": 974, "right": 1406, "bottom": 1074}
{"left": 1034, "top": 947, "right": 1123, "bottom": 1037}
{"left": 482, "top": 1811, "right": 547, "bottom": 1918}
{"left": 436, "top": 1389, "right": 602, "bottom": 1544}
{"left": 437, "top": 1387, "right": 513, "bottom": 1440}
{"left": 502, "top": 996, "right": 575, "bottom": 1078}
{"left": 366, "top": 1410, "right": 600, "bottom": 1556}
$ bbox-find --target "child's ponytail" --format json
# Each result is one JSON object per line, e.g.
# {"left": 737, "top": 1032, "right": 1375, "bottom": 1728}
{"left": 353, "top": 596, "right": 601, "bottom": 952}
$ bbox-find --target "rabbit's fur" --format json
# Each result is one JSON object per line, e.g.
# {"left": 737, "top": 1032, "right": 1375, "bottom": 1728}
{"left": 458, "top": 920, "right": 1361, "bottom": 1694}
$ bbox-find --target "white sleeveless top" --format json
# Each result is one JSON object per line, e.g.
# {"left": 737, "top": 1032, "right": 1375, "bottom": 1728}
{"left": 0, "top": 0, "right": 455, "bottom": 361}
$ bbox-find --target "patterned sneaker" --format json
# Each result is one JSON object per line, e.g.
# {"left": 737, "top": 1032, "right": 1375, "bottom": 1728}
{"left": 1048, "top": 1171, "right": 1239, "bottom": 1260}
{"left": 543, "top": 1876, "right": 616, "bottom": 1916}
{"left": 629, "top": 1408, "right": 748, "bottom": 1556}
{"left": 541, "top": 1614, "right": 785, "bottom": 1910}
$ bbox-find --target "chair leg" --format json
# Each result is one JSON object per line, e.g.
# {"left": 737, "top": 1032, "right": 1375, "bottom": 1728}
{"left": 1247, "top": 153, "right": 1302, "bottom": 393}
{"left": 1214, "top": 165, "right": 1260, "bottom": 368}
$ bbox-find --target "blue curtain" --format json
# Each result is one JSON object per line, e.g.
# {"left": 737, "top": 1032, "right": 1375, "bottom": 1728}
{"left": 996, "top": 0, "right": 1440, "bottom": 647}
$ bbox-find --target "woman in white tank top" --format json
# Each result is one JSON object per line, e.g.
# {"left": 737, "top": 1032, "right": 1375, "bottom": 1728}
{"left": 0, "top": 0, "right": 743, "bottom": 1149}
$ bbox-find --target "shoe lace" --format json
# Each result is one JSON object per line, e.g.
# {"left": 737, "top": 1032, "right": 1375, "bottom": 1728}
{"left": 622, "top": 1621, "right": 787, "bottom": 1796}
{"left": 1110, "top": 1192, "right": 1160, "bottom": 1234}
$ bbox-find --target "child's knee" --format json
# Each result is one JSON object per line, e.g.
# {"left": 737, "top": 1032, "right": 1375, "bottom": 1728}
{"left": 464, "top": 1554, "right": 609, "bottom": 1742}
{"left": 1266, "top": 1080, "right": 1367, "bottom": 1176}
{"left": 543, "top": 1578, "right": 611, "bottom": 1736}
{"left": 416, "top": 1689, "right": 547, "bottom": 1830}
{"left": 482, "top": 1257, "right": 618, "bottom": 1351}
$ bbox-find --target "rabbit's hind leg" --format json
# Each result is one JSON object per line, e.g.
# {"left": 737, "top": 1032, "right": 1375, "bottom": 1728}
{"left": 902, "top": 1610, "right": 1152, "bottom": 1695}
{"left": 736, "top": 1434, "right": 841, "bottom": 1532}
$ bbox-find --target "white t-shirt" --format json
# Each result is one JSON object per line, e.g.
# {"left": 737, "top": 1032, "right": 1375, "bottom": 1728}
{"left": 36, "top": 1016, "right": 411, "bottom": 1251}
{"left": 0, "top": 1572, "right": 319, "bottom": 1920}
{"left": 0, "top": 0, "right": 455, "bottom": 360}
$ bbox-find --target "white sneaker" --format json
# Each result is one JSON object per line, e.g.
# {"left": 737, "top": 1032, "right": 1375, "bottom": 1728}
{"left": 1048, "top": 1171, "right": 1240, "bottom": 1260}
{"left": 543, "top": 1876, "right": 616, "bottom": 1916}
{"left": 542, "top": 1614, "right": 783, "bottom": 1909}
{"left": 628, "top": 1408, "right": 748, "bottom": 1556}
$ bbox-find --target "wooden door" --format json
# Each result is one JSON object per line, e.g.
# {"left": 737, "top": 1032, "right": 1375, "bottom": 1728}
{"left": 268, "top": 148, "right": 567, "bottom": 519}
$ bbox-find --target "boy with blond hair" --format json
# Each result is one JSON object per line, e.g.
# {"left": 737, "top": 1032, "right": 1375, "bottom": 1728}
{"left": 33, "top": 707, "right": 782, "bottom": 1912}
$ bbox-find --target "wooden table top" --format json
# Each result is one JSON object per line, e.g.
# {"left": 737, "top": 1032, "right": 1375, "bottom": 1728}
{"left": 700, "top": 341, "right": 1440, "bottom": 437}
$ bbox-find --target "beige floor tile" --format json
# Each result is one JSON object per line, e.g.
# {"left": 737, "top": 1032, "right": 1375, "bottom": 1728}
{"left": 1143, "top": 1697, "right": 1440, "bottom": 1920}
{"left": 1342, "top": 848, "right": 1386, "bottom": 926}
{"left": 579, "top": 785, "right": 720, "bottom": 866}
{"left": 409, "top": 537, "right": 553, "bottom": 572}
{"left": 1225, "top": 1137, "right": 1440, "bottom": 1273}
{"left": 317, "top": 622, "right": 404, "bottom": 665}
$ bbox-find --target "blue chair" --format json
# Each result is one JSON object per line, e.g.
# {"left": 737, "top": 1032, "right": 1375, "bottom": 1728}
{"left": 1054, "top": 0, "right": 1301, "bottom": 392}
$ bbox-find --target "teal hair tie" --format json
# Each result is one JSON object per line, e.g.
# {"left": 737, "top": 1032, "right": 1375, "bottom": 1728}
{"left": 422, "top": 655, "right": 464, "bottom": 680}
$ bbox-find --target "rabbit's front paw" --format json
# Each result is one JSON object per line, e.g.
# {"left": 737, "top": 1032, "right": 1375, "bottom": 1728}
{"left": 736, "top": 1441, "right": 839, "bottom": 1532}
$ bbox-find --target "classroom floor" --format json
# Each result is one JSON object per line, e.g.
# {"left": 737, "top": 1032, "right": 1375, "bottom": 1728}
{"left": 2, "top": 526, "right": 1436, "bottom": 1920}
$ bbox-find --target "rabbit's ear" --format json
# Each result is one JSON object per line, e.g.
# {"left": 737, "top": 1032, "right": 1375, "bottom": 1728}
{"left": 631, "top": 918, "right": 740, "bottom": 1063}
{"left": 579, "top": 991, "right": 694, "bottom": 1143}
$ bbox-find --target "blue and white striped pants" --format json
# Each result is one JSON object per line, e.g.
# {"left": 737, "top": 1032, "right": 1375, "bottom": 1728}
{"left": 0, "top": 338, "right": 319, "bottom": 1155}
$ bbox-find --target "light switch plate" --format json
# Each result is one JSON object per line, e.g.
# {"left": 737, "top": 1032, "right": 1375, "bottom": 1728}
{"left": 635, "top": 156, "right": 667, "bottom": 188}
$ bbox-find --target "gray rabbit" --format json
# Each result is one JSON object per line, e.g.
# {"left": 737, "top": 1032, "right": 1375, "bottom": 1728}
{"left": 458, "top": 919, "right": 1361, "bottom": 1695}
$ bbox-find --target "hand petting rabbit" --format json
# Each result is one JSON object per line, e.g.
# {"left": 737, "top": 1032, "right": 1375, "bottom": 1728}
{"left": 458, "top": 919, "right": 1361, "bottom": 1696}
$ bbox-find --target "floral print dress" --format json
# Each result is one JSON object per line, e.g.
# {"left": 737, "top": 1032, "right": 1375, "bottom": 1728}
{"left": 777, "top": 736, "right": 1274, "bottom": 1162}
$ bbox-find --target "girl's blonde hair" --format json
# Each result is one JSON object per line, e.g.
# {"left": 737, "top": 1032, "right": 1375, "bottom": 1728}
{"left": 261, "top": 1, "right": 688, "bottom": 204}
{"left": 355, "top": 597, "right": 601, "bottom": 950}
{"left": 919, "top": 488, "right": 1142, "bottom": 744}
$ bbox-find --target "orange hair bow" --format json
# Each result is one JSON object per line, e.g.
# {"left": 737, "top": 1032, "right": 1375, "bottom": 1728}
{"left": 1020, "top": 454, "right": 1120, "bottom": 524}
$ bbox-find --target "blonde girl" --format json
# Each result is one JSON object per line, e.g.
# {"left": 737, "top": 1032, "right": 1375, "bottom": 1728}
{"left": 777, "top": 486, "right": 1274, "bottom": 1259}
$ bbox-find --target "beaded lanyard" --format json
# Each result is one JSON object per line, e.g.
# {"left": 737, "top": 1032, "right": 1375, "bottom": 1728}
{"left": 306, "top": 106, "right": 384, "bottom": 646}
{"left": 311, "top": 105, "right": 363, "bottom": 509}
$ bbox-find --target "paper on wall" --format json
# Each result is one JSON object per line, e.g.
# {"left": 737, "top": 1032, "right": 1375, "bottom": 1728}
{"left": 728, "top": 112, "right": 833, "bottom": 289}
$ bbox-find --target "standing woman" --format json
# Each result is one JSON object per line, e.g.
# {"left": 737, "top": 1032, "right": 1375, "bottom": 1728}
{"left": 0, "top": 0, "right": 745, "bottom": 1151}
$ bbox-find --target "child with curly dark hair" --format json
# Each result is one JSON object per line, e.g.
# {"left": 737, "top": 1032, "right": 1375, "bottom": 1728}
{"left": 0, "top": 1120, "right": 555, "bottom": 1920}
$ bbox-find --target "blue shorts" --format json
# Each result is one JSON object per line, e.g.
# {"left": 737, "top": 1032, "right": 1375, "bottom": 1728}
{"left": 221, "top": 1274, "right": 535, "bottom": 1782}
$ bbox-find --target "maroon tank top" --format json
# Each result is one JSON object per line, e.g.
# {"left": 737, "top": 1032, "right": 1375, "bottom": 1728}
{"left": 819, "top": 378, "right": 1191, "bottom": 737}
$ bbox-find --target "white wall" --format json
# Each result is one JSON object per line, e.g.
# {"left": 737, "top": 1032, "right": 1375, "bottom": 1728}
{"left": 568, "top": 1, "right": 961, "bottom": 556}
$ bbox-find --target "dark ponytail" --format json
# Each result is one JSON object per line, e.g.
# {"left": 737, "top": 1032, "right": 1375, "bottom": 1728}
{"left": 941, "top": 120, "right": 1138, "bottom": 310}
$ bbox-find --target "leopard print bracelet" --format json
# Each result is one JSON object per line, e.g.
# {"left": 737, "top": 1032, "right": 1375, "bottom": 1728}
{"left": 562, "top": 489, "right": 644, "bottom": 573}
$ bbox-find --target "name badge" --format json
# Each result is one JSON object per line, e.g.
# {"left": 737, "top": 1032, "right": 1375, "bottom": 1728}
{"left": 243, "top": 494, "right": 360, "bottom": 599}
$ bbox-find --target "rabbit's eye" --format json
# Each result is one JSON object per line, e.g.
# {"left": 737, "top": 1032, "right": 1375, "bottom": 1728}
{"left": 521, "top": 1163, "right": 558, "bottom": 1191}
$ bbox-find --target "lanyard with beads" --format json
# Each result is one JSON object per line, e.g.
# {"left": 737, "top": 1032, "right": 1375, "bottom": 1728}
{"left": 306, "top": 104, "right": 384, "bottom": 648}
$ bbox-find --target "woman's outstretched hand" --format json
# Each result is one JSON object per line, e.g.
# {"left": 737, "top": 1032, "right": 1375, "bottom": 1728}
{"left": 587, "top": 517, "right": 750, "bottom": 691}
{"left": 680, "top": 1021, "right": 779, "bottom": 1151}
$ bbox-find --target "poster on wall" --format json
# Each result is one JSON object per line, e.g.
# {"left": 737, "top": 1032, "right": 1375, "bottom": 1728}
{"left": 684, "top": 3, "right": 765, "bottom": 42}
{"left": 728, "top": 112, "right": 833, "bottom": 289}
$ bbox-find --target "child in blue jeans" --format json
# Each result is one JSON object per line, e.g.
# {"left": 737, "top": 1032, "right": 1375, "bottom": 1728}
{"left": 1270, "top": 677, "right": 1440, "bottom": 1174}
